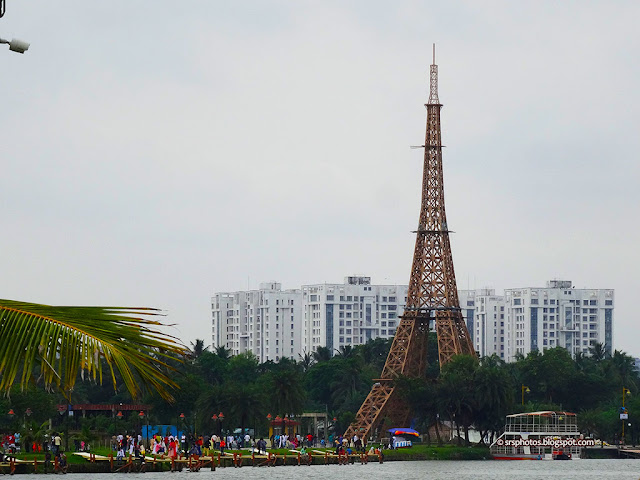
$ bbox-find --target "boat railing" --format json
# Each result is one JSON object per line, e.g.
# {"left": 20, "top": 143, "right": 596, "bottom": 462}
{"left": 504, "top": 425, "right": 579, "bottom": 434}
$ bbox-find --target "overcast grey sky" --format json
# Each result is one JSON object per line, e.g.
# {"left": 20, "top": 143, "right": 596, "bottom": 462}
{"left": 1, "top": 1, "right": 638, "bottom": 354}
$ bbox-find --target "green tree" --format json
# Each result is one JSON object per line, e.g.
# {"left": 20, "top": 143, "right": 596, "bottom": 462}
{"left": 227, "top": 353, "right": 259, "bottom": 385}
{"left": 395, "top": 376, "right": 442, "bottom": 445}
{"left": 266, "top": 365, "right": 306, "bottom": 417}
{"left": 358, "top": 338, "right": 392, "bottom": 372}
{"left": 214, "top": 346, "right": 231, "bottom": 360}
{"left": 298, "top": 351, "right": 315, "bottom": 373}
{"left": 474, "top": 359, "right": 514, "bottom": 443}
{"left": 516, "top": 348, "right": 577, "bottom": 405}
{"left": 604, "top": 350, "right": 638, "bottom": 391}
{"left": 195, "top": 350, "right": 229, "bottom": 385}
{"left": 334, "top": 345, "right": 355, "bottom": 359}
{"left": 589, "top": 342, "right": 608, "bottom": 362}
{"left": 304, "top": 361, "right": 335, "bottom": 411}
{"left": 226, "top": 383, "right": 264, "bottom": 434}
{"left": 312, "top": 346, "right": 332, "bottom": 363}
{"left": 190, "top": 339, "right": 208, "bottom": 359}
{"left": 330, "top": 357, "right": 367, "bottom": 410}
{"left": 439, "top": 355, "right": 478, "bottom": 445}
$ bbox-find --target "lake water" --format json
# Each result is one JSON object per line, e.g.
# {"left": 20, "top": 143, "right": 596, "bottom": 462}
{"left": 18, "top": 459, "right": 640, "bottom": 479}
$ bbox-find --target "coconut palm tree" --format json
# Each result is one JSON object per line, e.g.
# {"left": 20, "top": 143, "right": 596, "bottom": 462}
{"left": 268, "top": 368, "right": 306, "bottom": 417}
{"left": 589, "top": 342, "right": 608, "bottom": 362}
{"left": 190, "top": 339, "right": 209, "bottom": 360}
{"left": 330, "top": 356, "right": 365, "bottom": 408}
{"left": 297, "top": 351, "right": 314, "bottom": 373}
{"left": 312, "top": 346, "right": 332, "bottom": 363}
{"left": 334, "top": 345, "right": 355, "bottom": 359}
{"left": 214, "top": 346, "right": 231, "bottom": 360}
{"left": 0, "top": 299, "right": 187, "bottom": 401}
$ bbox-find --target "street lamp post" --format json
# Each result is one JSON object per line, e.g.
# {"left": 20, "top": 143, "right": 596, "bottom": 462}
{"left": 267, "top": 414, "right": 272, "bottom": 440}
{"left": 284, "top": 415, "right": 288, "bottom": 437}
{"left": 275, "top": 416, "right": 282, "bottom": 439}
{"left": 57, "top": 406, "right": 66, "bottom": 450}
{"left": 23, "top": 408, "right": 33, "bottom": 452}
{"left": 116, "top": 411, "right": 123, "bottom": 437}
{"left": 138, "top": 411, "right": 147, "bottom": 450}
{"left": 219, "top": 413, "right": 224, "bottom": 438}
{"left": 521, "top": 385, "right": 530, "bottom": 406}
{"left": 179, "top": 413, "right": 186, "bottom": 449}
{"left": 7, "top": 409, "right": 15, "bottom": 431}
{"left": 24, "top": 407, "right": 32, "bottom": 427}
{"left": 622, "top": 387, "right": 631, "bottom": 445}
{"left": 332, "top": 417, "right": 337, "bottom": 441}
{"left": 211, "top": 414, "right": 218, "bottom": 442}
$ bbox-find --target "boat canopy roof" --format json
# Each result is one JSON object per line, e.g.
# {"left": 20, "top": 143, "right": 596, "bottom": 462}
{"left": 506, "top": 411, "right": 576, "bottom": 418}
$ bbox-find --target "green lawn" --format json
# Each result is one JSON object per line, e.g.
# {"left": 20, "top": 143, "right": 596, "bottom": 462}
{"left": 10, "top": 443, "right": 491, "bottom": 464}
{"left": 382, "top": 444, "right": 491, "bottom": 461}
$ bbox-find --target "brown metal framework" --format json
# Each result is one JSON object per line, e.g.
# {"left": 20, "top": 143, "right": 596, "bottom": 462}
{"left": 344, "top": 46, "right": 475, "bottom": 441}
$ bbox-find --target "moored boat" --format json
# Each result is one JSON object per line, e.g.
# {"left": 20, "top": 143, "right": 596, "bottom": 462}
{"left": 490, "top": 411, "right": 595, "bottom": 460}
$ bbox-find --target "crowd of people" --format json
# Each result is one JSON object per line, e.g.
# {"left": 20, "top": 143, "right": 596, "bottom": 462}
{"left": 1, "top": 431, "right": 64, "bottom": 455}
{"left": 3, "top": 428, "right": 374, "bottom": 463}
{"left": 1, "top": 431, "right": 68, "bottom": 472}
{"left": 108, "top": 431, "right": 331, "bottom": 459}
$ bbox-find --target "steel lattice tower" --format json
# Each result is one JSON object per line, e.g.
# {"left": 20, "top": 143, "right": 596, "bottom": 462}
{"left": 344, "top": 46, "right": 475, "bottom": 441}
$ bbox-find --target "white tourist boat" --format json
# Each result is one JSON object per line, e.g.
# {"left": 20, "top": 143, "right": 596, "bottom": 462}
{"left": 490, "top": 411, "right": 595, "bottom": 460}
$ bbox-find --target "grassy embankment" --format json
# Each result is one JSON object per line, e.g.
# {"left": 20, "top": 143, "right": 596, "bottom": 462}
{"left": 382, "top": 444, "right": 491, "bottom": 461}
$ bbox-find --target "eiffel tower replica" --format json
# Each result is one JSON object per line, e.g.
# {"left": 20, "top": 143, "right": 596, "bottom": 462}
{"left": 344, "top": 46, "right": 475, "bottom": 441}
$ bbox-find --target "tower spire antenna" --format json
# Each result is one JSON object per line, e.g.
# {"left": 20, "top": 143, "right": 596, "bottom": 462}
{"left": 428, "top": 43, "right": 439, "bottom": 105}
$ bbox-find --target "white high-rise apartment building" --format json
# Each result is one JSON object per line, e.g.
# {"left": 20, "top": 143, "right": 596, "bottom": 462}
{"left": 505, "top": 280, "right": 614, "bottom": 361}
{"left": 211, "top": 276, "right": 409, "bottom": 360}
{"left": 459, "top": 289, "right": 506, "bottom": 358}
{"left": 301, "top": 276, "right": 408, "bottom": 354}
{"left": 211, "top": 278, "right": 613, "bottom": 363}
{"left": 211, "top": 282, "right": 302, "bottom": 362}
{"left": 458, "top": 289, "right": 477, "bottom": 344}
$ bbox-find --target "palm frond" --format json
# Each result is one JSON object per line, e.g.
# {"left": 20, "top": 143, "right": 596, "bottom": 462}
{"left": 0, "top": 299, "right": 188, "bottom": 401}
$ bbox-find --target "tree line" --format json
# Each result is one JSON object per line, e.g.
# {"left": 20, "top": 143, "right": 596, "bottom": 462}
{"left": 2, "top": 336, "right": 639, "bottom": 447}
